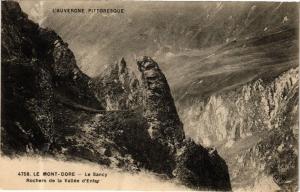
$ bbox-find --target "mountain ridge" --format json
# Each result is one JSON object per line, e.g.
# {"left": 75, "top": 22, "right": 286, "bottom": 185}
{"left": 1, "top": 1, "right": 231, "bottom": 190}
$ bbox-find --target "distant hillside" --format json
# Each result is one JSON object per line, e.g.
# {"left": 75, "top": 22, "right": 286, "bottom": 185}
{"left": 19, "top": 1, "right": 298, "bottom": 77}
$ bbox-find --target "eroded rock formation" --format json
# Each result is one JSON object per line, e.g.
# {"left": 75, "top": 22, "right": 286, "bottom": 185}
{"left": 137, "top": 56, "right": 185, "bottom": 144}
{"left": 178, "top": 66, "right": 298, "bottom": 190}
{"left": 1, "top": 1, "right": 231, "bottom": 190}
{"left": 1, "top": 1, "right": 102, "bottom": 154}
{"left": 93, "top": 58, "right": 141, "bottom": 111}
{"left": 136, "top": 56, "right": 231, "bottom": 190}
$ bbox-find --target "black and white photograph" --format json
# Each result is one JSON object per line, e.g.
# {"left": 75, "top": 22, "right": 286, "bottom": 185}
{"left": 0, "top": 0, "right": 299, "bottom": 191}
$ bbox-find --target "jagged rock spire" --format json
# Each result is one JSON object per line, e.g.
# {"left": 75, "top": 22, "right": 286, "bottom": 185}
{"left": 137, "top": 56, "right": 185, "bottom": 144}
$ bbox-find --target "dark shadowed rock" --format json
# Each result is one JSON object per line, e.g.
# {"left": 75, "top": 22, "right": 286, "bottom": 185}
{"left": 174, "top": 139, "right": 232, "bottom": 191}
{"left": 1, "top": 1, "right": 54, "bottom": 153}
{"left": 1, "top": 1, "right": 102, "bottom": 154}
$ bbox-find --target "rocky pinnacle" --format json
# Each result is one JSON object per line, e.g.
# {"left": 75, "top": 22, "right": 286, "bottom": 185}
{"left": 137, "top": 56, "right": 185, "bottom": 145}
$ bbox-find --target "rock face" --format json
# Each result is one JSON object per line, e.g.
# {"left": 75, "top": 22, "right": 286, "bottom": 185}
{"left": 181, "top": 67, "right": 298, "bottom": 145}
{"left": 1, "top": 1, "right": 102, "bottom": 154}
{"left": 136, "top": 57, "right": 231, "bottom": 190}
{"left": 178, "top": 67, "right": 298, "bottom": 190}
{"left": 92, "top": 56, "right": 231, "bottom": 190}
{"left": 1, "top": 1, "right": 54, "bottom": 152}
{"left": 1, "top": 1, "right": 231, "bottom": 191}
{"left": 137, "top": 56, "right": 185, "bottom": 144}
{"left": 174, "top": 139, "right": 231, "bottom": 190}
{"left": 93, "top": 58, "right": 141, "bottom": 111}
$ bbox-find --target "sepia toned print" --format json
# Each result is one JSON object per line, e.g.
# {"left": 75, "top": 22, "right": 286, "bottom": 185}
{"left": 0, "top": 0, "right": 298, "bottom": 191}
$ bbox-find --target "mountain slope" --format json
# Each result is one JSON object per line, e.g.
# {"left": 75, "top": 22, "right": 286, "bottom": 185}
{"left": 1, "top": 2, "right": 231, "bottom": 190}
{"left": 178, "top": 66, "right": 298, "bottom": 190}
{"left": 1, "top": 1, "right": 103, "bottom": 154}
{"left": 19, "top": 1, "right": 299, "bottom": 77}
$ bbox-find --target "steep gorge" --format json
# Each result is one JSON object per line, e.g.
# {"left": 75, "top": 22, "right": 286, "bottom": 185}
{"left": 181, "top": 67, "right": 298, "bottom": 144}
{"left": 177, "top": 67, "right": 298, "bottom": 190}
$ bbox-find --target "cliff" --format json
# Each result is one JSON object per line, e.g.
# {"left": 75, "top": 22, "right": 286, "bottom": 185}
{"left": 178, "top": 67, "right": 298, "bottom": 189}
{"left": 180, "top": 67, "right": 298, "bottom": 144}
{"left": 92, "top": 56, "right": 232, "bottom": 190}
{"left": 137, "top": 56, "right": 185, "bottom": 144}
{"left": 1, "top": 1, "right": 103, "bottom": 154}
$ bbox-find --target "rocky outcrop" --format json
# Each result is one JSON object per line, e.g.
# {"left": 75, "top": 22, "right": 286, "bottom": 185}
{"left": 180, "top": 67, "right": 298, "bottom": 145}
{"left": 177, "top": 67, "right": 298, "bottom": 190}
{"left": 1, "top": 1, "right": 102, "bottom": 154}
{"left": 1, "top": 1, "right": 54, "bottom": 153}
{"left": 174, "top": 139, "right": 231, "bottom": 190}
{"left": 137, "top": 56, "right": 185, "bottom": 144}
{"left": 93, "top": 58, "right": 141, "bottom": 110}
{"left": 38, "top": 25, "right": 102, "bottom": 110}
{"left": 92, "top": 56, "right": 231, "bottom": 190}
{"left": 136, "top": 56, "right": 231, "bottom": 190}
